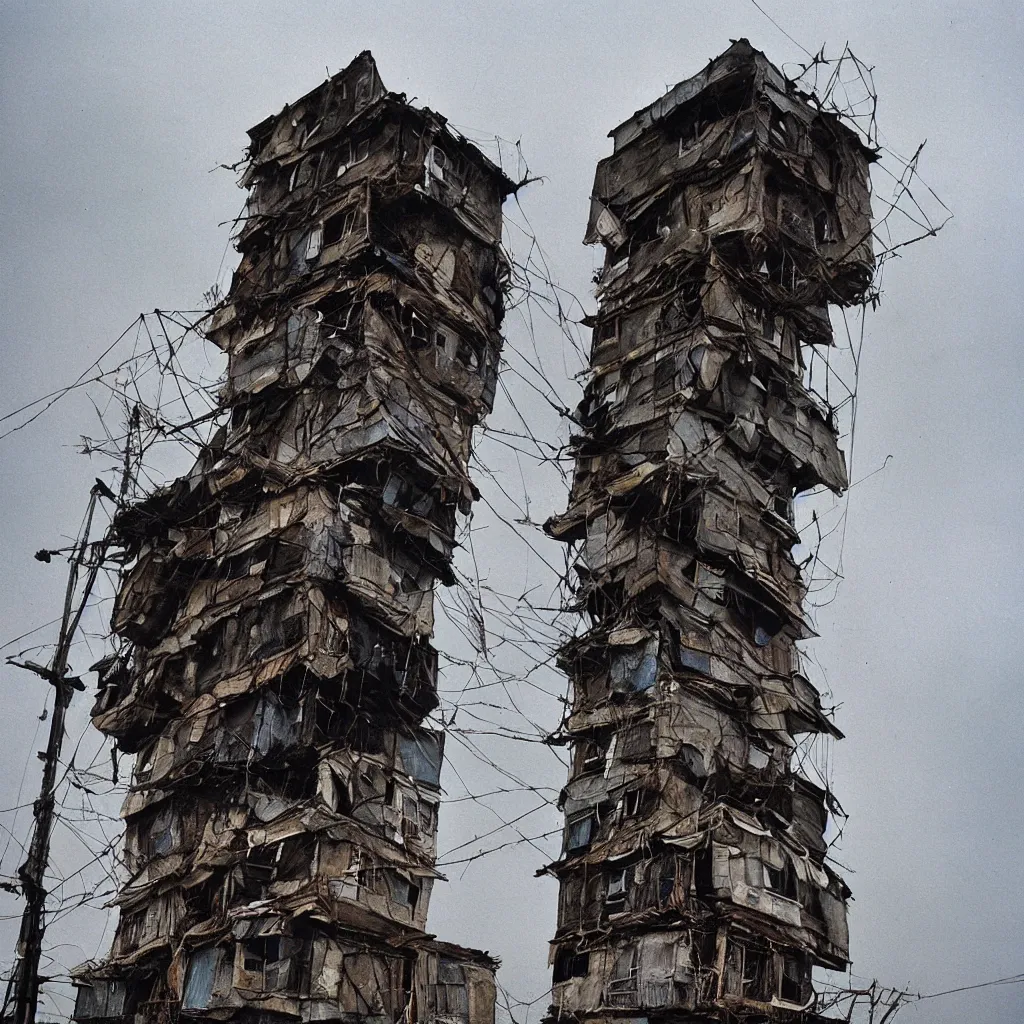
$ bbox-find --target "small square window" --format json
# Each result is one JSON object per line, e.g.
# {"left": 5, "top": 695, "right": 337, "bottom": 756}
{"left": 622, "top": 789, "right": 645, "bottom": 818}
{"left": 455, "top": 337, "right": 480, "bottom": 371}
{"left": 606, "top": 868, "right": 629, "bottom": 905}
{"left": 324, "top": 208, "right": 357, "bottom": 246}
{"left": 553, "top": 949, "right": 589, "bottom": 983}
{"left": 565, "top": 812, "right": 595, "bottom": 852}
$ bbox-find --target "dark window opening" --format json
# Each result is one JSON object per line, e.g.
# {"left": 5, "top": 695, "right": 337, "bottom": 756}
{"left": 781, "top": 954, "right": 806, "bottom": 1003}
{"left": 621, "top": 787, "right": 651, "bottom": 819}
{"left": 397, "top": 731, "right": 444, "bottom": 788}
{"left": 266, "top": 540, "right": 305, "bottom": 580}
{"left": 433, "top": 328, "right": 450, "bottom": 363}
{"left": 91, "top": 655, "right": 131, "bottom": 716}
{"left": 669, "top": 76, "right": 753, "bottom": 150}
{"left": 242, "top": 937, "right": 279, "bottom": 973}
{"left": 357, "top": 862, "right": 383, "bottom": 894}
{"left": 595, "top": 317, "right": 619, "bottom": 344}
{"left": 417, "top": 800, "right": 434, "bottom": 833}
{"left": 764, "top": 248, "right": 803, "bottom": 291}
{"left": 658, "top": 856, "right": 679, "bottom": 905}
{"left": 323, "top": 208, "right": 358, "bottom": 246}
{"left": 553, "top": 949, "right": 590, "bottom": 983}
{"left": 765, "top": 857, "right": 799, "bottom": 900}
{"left": 565, "top": 811, "right": 596, "bottom": 853}
{"left": 659, "top": 276, "right": 703, "bottom": 333}
{"left": 280, "top": 613, "right": 306, "bottom": 652}
{"left": 606, "top": 946, "right": 640, "bottom": 1005}
{"left": 247, "top": 607, "right": 306, "bottom": 661}
{"left": 237, "top": 935, "right": 295, "bottom": 994}
{"left": 751, "top": 607, "right": 783, "bottom": 648}
{"left": 386, "top": 870, "right": 420, "bottom": 911}
{"left": 773, "top": 494, "right": 794, "bottom": 523}
{"left": 617, "top": 720, "right": 654, "bottom": 761}
{"left": 151, "top": 809, "right": 175, "bottom": 858}
{"left": 427, "top": 146, "right": 471, "bottom": 192}
{"left": 676, "top": 743, "right": 708, "bottom": 781}
{"left": 770, "top": 113, "right": 789, "bottom": 148}
{"left": 671, "top": 643, "right": 712, "bottom": 677}
{"left": 694, "top": 847, "right": 714, "bottom": 894}
{"left": 605, "top": 866, "right": 630, "bottom": 906}
{"left": 813, "top": 204, "right": 839, "bottom": 244}
{"left": 455, "top": 336, "right": 480, "bottom": 372}
{"left": 610, "top": 641, "right": 658, "bottom": 696}
{"left": 244, "top": 844, "right": 281, "bottom": 885}
{"left": 574, "top": 734, "right": 610, "bottom": 775}
{"left": 660, "top": 492, "right": 701, "bottom": 546}
{"left": 400, "top": 305, "right": 432, "bottom": 347}
{"left": 742, "top": 947, "right": 771, "bottom": 1001}
{"left": 381, "top": 469, "right": 438, "bottom": 518}
{"left": 223, "top": 550, "right": 255, "bottom": 580}
{"left": 778, "top": 194, "right": 815, "bottom": 246}
{"left": 336, "top": 137, "right": 370, "bottom": 174}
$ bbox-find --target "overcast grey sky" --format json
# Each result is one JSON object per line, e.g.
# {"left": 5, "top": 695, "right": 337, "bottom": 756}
{"left": 1, "top": 2, "right": 1022, "bottom": 1022}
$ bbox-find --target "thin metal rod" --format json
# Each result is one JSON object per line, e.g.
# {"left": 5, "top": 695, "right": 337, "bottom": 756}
{"left": 3, "top": 483, "right": 108, "bottom": 1024}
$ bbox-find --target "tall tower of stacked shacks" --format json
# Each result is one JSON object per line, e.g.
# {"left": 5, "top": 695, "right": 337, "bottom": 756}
{"left": 72, "top": 52, "right": 513, "bottom": 1024}
{"left": 544, "top": 41, "right": 874, "bottom": 1022}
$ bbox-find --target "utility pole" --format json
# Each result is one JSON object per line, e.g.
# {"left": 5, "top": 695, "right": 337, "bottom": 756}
{"left": 4, "top": 483, "right": 111, "bottom": 1024}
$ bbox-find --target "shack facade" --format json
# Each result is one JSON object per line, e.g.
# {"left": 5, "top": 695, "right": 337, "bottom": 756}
{"left": 73, "top": 52, "right": 512, "bottom": 1024}
{"left": 545, "top": 41, "right": 874, "bottom": 1022}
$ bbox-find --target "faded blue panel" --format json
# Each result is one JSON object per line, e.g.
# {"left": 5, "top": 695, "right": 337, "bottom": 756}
{"left": 152, "top": 806, "right": 175, "bottom": 856}
{"left": 253, "top": 694, "right": 300, "bottom": 757}
{"left": 386, "top": 870, "right": 415, "bottom": 907}
{"left": 631, "top": 653, "right": 657, "bottom": 692}
{"left": 182, "top": 946, "right": 221, "bottom": 1011}
{"left": 399, "top": 730, "right": 443, "bottom": 787}
{"left": 73, "top": 979, "right": 125, "bottom": 1020}
{"left": 610, "top": 638, "right": 659, "bottom": 694}
{"left": 677, "top": 646, "right": 711, "bottom": 675}
{"left": 565, "top": 813, "right": 594, "bottom": 852}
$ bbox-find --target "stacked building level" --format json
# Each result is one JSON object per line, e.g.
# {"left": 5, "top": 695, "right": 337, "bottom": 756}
{"left": 544, "top": 41, "right": 874, "bottom": 1022}
{"left": 74, "top": 52, "right": 513, "bottom": 1024}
